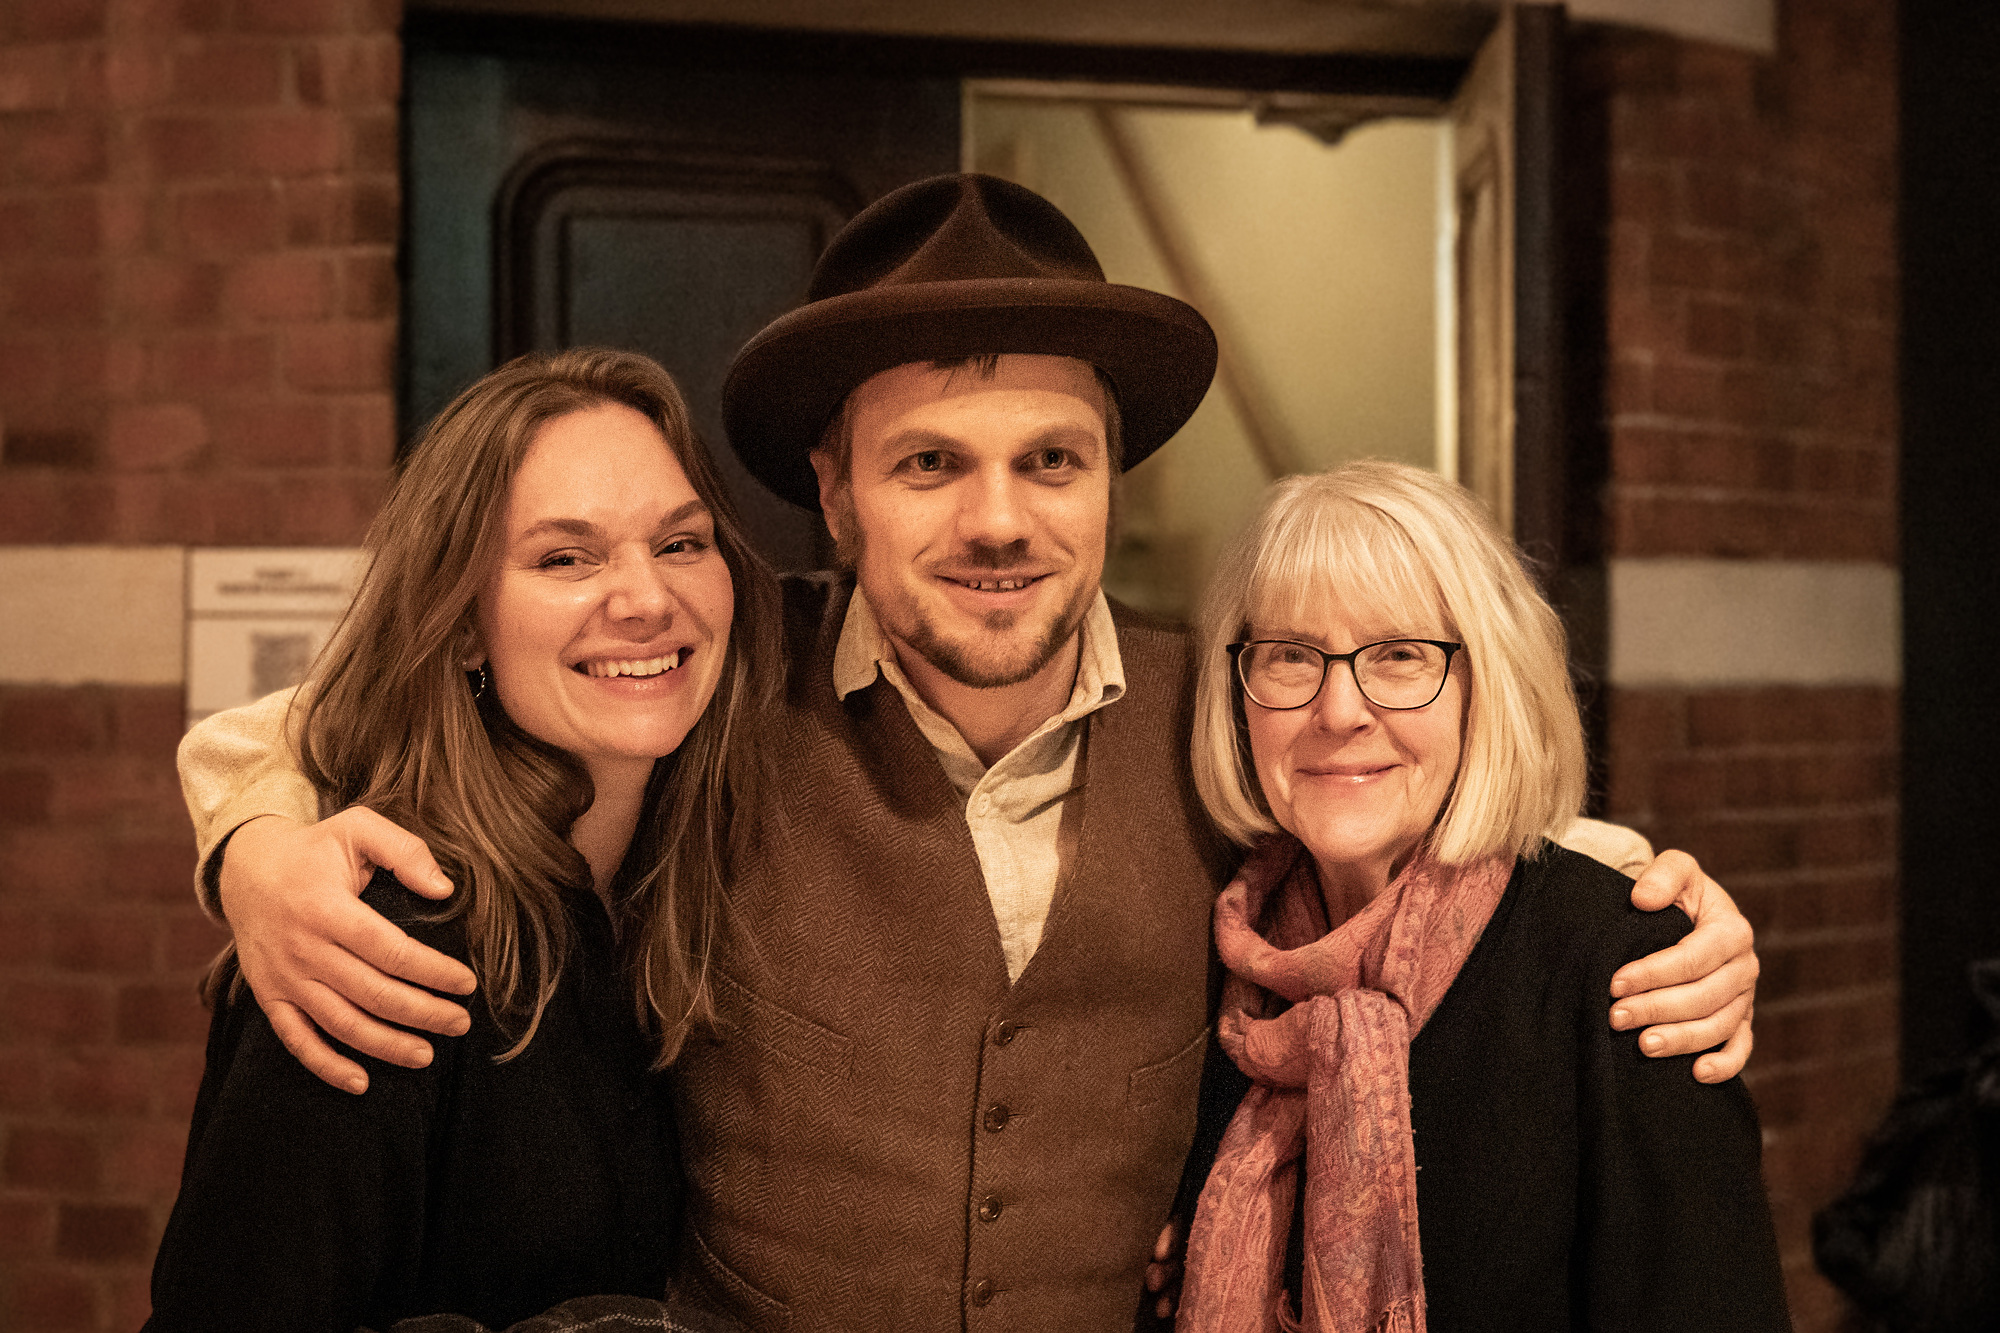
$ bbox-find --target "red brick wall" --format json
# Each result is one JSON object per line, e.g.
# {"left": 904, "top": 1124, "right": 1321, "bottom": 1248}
{"left": 0, "top": 1, "right": 400, "bottom": 1327}
{"left": 1577, "top": 4, "right": 1900, "bottom": 1331}
{"left": 0, "top": 0, "right": 398, "bottom": 544}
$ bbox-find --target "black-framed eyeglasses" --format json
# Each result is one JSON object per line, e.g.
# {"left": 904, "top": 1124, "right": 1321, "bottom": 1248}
{"left": 1226, "top": 638, "right": 1463, "bottom": 712}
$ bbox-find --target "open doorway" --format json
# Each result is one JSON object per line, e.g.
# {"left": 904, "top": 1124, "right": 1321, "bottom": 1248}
{"left": 964, "top": 87, "right": 1451, "bottom": 616}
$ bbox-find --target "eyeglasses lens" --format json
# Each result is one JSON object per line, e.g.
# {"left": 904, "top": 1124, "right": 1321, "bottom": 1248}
{"left": 1238, "top": 640, "right": 1449, "bottom": 710}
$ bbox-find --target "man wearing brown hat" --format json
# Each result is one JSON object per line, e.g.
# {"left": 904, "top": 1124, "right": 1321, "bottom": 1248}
{"left": 180, "top": 174, "right": 1759, "bottom": 1331}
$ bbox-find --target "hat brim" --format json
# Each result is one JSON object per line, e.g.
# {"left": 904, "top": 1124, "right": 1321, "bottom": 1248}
{"left": 722, "top": 277, "right": 1219, "bottom": 511}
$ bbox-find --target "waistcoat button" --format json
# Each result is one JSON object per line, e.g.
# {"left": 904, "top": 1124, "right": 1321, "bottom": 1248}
{"left": 994, "top": 1021, "right": 1020, "bottom": 1046}
{"left": 978, "top": 1194, "right": 1003, "bottom": 1222}
{"left": 969, "top": 1278, "right": 995, "bottom": 1306}
{"left": 983, "top": 1104, "right": 1011, "bottom": 1132}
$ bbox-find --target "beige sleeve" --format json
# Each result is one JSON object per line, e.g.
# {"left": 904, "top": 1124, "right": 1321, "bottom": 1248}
{"left": 177, "top": 685, "right": 318, "bottom": 919}
{"left": 1553, "top": 815, "right": 1656, "bottom": 878}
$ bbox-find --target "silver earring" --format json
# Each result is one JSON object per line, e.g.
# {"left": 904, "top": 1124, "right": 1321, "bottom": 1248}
{"left": 469, "top": 664, "right": 489, "bottom": 700}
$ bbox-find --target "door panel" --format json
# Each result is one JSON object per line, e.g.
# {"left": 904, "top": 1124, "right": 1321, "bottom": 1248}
{"left": 403, "top": 21, "right": 961, "bottom": 568}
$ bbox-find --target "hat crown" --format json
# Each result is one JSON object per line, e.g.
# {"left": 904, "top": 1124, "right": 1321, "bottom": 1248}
{"left": 806, "top": 173, "right": 1107, "bottom": 302}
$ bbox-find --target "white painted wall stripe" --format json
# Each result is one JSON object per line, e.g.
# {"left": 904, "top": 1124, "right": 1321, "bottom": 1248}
{"left": 0, "top": 549, "right": 1905, "bottom": 691}
{"left": 1609, "top": 559, "right": 1901, "bottom": 688}
{"left": 0, "top": 547, "right": 186, "bottom": 686}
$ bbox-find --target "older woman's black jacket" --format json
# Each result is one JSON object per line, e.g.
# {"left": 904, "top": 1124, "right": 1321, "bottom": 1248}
{"left": 1241, "top": 844, "right": 1789, "bottom": 1331}
{"left": 146, "top": 871, "right": 679, "bottom": 1333}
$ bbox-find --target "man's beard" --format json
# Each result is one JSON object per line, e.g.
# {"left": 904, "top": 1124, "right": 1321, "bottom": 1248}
{"left": 899, "top": 584, "right": 1093, "bottom": 689}
{"left": 830, "top": 490, "right": 1094, "bottom": 690}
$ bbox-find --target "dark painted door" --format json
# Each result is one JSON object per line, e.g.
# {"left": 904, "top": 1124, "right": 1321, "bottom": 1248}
{"left": 402, "top": 18, "right": 961, "bottom": 570}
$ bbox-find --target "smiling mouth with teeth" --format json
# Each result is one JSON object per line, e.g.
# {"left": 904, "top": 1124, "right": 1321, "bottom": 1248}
{"left": 580, "top": 651, "right": 681, "bottom": 679}
{"left": 954, "top": 576, "right": 1043, "bottom": 592}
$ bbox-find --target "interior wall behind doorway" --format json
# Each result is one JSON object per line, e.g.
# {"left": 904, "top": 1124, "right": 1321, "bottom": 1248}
{"left": 965, "top": 94, "right": 1445, "bottom": 618}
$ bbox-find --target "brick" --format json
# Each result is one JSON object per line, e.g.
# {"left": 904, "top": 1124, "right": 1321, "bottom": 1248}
{"left": 0, "top": 690, "right": 109, "bottom": 754}
{"left": 104, "top": 834, "right": 196, "bottom": 903}
{"left": 352, "top": 107, "right": 396, "bottom": 174}
{"left": 1, "top": 1264, "right": 98, "bottom": 1331}
{"left": 1648, "top": 362, "right": 1724, "bottom": 419}
{"left": 104, "top": 403, "right": 208, "bottom": 470}
{"left": 149, "top": 331, "right": 275, "bottom": 395}
{"left": 1647, "top": 232, "right": 1725, "bottom": 290}
{"left": 102, "top": 46, "right": 174, "bottom": 110}
{"left": 106, "top": 1270, "right": 156, "bottom": 1333}
{"left": 332, "top": 394, "right": 395, "bottom": 464}
{"left": 222, "top": 253, "right": 336, "bottom": 321}
{"left": 0, "top": 827, "right": 110, "bottom": 897}
{"left": 164, "top": 912, "right": 228, "bottom": 970}
{"left": 120, "top": 0, "right": 234, "bottom": 34}
{"left": 1683, "top": 299, "right": 1748, "bottom": 359}
{"left": 116, "top": 257, "right": 224, "bottom": 325}
{"left": 350, "top": 174, "right": 398, "bottom": 244}
{"left": 0, "top": 905, "right": 49, "bottom": 965}
{"left": 109, "top": 688, "right": 187, "bottom": 759}
{"left": 0, "top": 979, "right": 114, "bottom": 1043}
{"left": 0, "top": 471, "right": 118, "bottom": 544}
{"left": 298, "top": 34, "right": 401, "bottom": 106}
{"left": 274, "top": 469, "right": 387, "bottom": 543}
{"left": 209, "top": 398, "right": 335, "bottom": 467}
{"left": 0, "top": 1197, "right": 54, "bottom": 1258}
{"left": 237, "top": 110, "right": 347, "bottom": 176}
{"left": 117, "top": 981, "right": 209, "bottom": 1043}
{"left": 237, "top": 0, "right": 354, "bottom": 35}
{"left": 47, "top": 911, "right": 157, "bottom": 973}
{"left": 140, "top": 114, "right": 222, "bottom": 179}
{"left": 1685, "top": 687, "right": 1896, "bottom": 749}
{"left": 100, "top": 1120, "right": 188, "bottom": 1192}
{"left": 0, "top": 1045, "right": 50, "bottom": 1112}
{"left": 50, "top": 1049, "right": 159, "bottom": 1117}
{"left": 2, "top": 1126, "right": 101, "bottom": 1189}
{"left": 0, "top": 767, "right": 55, "bottom": 827}
{"left": 283, "top": 320, "right": 393, "bottom": 392}
{"left": 1680, "top": 165, "right": 1744, "bottom": 231}
{"left": 1755, "top": 990, "right": 1897, "bottom": 1067}
{"left": 156, "top": 1042, "right": 206, "bottom": 1116}
{"left": 0, "top": 46, "right": 100, "bottom": 114}
{"left": 168, "top": 183, "right": 283, "bottom": 254}
{"left": 0, "top": 190, "right": 101, "bottom": 256}
{"left": 1797, "top": 809, "right": 1896, "bottom": 868}
{"left": 170, "top": 40, "right": 285, "bottom": 106}
{"left": 15, "top": 0, "right": 109, "bottom": 42}
{"left": 1746, "top": 1050, "right": 1896, "bottom": 1129}
{"left": 54, "top": 1203, "right": 152, "bottom": 1262}
{"left": 0, "top": 260, "right": 103, "bottom": 330}
{"left": 1758, "top": 931, "right": 1896, "bottom": 1005}
{"left": 2, "top": 113, "right": 107, "bottom": 187}
{"left": 1, "top": 428, "right": 95, "bottom": 467}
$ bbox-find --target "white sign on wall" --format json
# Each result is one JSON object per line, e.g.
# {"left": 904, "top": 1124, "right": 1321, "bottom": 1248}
{"left": 185, "top": 549, "right": 366, "bottom": 725}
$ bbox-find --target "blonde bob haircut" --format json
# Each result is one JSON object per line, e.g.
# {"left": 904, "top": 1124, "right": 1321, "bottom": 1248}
{"left": 1192, "top": 459, "right": 1585, "bottom": 867}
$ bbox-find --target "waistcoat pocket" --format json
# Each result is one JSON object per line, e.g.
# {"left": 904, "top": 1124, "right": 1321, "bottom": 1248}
{"left": 715, "top": 971, "right": 854, "bottom": 1080}
{"left": 1128, "top": 1026, "right": 1210, "bottom": 1112}
{"left": 682, "top": 1221, "right": 792, "bottom": 1330}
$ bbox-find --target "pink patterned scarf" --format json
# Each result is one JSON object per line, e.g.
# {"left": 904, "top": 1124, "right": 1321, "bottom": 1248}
{"left": 1178, "top": 836, "right": 1512, "bottom": 1333}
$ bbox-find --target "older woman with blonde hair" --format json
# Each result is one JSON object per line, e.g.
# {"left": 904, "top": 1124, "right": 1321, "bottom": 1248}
{"left": 1177, "top": 460, "right": 1788, "bottom": 1332}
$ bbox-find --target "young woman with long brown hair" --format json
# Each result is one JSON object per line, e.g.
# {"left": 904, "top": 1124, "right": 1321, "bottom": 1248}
{"left": 146, "top": 348, "right": 779, "bottom": 1332}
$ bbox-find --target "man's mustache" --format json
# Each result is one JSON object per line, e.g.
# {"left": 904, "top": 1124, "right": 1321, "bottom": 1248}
{"left": 953, "top": 540, "right": 1034, "bottom": 571}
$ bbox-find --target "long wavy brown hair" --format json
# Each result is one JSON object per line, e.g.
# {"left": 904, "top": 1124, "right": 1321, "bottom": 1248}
{"left": 291, "top": 347, "right": 780, "bottom": 1064}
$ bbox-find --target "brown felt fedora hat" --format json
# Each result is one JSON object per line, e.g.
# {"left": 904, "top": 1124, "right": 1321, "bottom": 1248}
{"left": 722, "top": 172, "right": 1219, "bottom": 510}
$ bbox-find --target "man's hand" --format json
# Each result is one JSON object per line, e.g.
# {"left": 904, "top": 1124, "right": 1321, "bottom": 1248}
{"left": 1611, "top": 849, "right": 1758, "bottom": 1083}
{"left": 219, "top": 810, "right": 477, "bottom": 1094}
{"left": 1145, "top": 1218, "right": 1185, "bottom": 1322}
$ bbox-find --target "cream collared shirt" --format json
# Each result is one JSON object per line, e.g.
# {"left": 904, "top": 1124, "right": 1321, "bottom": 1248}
{"left": 834, "top": 585, "right": 1125, "bottom": 982}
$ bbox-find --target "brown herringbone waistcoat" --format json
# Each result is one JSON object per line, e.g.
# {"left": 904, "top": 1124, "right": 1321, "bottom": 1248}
{"left": 670, "top": 575, "right": 1231, "bottom": 1333}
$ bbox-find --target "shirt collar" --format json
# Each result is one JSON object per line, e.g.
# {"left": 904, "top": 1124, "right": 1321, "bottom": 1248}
{"left": 833, "top": 582, "right": 1125, "bottom": 735}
